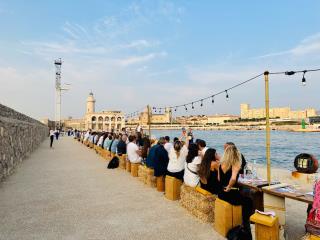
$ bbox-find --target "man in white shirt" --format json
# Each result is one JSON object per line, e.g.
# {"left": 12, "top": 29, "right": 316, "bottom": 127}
{"left": 164, "top": 136, "right": 173, "bottom": 153}
{"left": 126, "top": 135, "right": 142, "bottom": 163}
{"left": 97, "top": 134, "right": 104, "bottom": 147}
{"left": 84, "top": 131, "right": 90, "bottom": 141}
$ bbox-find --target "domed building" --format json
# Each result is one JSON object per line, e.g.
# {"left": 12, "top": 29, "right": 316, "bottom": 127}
{"left": 62, "top": 92, "right": 125, "bottom": 131}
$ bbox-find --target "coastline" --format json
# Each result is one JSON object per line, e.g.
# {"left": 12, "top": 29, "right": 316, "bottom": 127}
{"left": 128, "top": 124, "right": 320, "bottom": 132}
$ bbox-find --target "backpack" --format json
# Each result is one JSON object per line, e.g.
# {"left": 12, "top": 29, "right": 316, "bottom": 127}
{"left": 306, "top": 180, "right": 320, "bottom": 235}
{"left": 107, "top": 156, "right": 119, "bottom": 169}
{"left": 227, "top": 225, "right": 252, "bottom": 240}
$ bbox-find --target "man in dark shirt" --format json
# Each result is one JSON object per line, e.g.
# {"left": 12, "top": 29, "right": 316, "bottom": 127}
{"left": 146, "top": 142, "right": 160, "bottom": 168}
{"left": 117, "top": 134, "right": 127, "bottom": 156}
{"left": 154, "top": 137, "right": 169, "bottom": 177}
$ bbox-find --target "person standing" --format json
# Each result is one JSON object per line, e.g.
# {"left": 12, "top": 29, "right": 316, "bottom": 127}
{"left": 49, "top": 129, "right": 55, "bottom": 148}
{"left": 54, "top": 129, "right": 59, "bottom": 140}
{"left": 187, "top": 128, "right": 194, "bottom": 144}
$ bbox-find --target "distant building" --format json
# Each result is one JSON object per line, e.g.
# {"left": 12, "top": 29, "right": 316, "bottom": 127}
{"left": 175, "top": 114, "right": 239, "bottom": 125}
{"left": 207, "top": 114, "right": 239, "bottom": 125}
{"left": 62, "top": 92, "right": 125, "bottom": 131}
{"left": 127, "top": 107, "right": 172, "bottom": 125}
{"left": 240, "top": 103, "right": 317, "bottom": 120}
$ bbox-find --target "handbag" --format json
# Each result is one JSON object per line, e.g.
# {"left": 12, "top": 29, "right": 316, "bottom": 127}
{"left": 227, "top": 225, "right": 252, "bottom": 240}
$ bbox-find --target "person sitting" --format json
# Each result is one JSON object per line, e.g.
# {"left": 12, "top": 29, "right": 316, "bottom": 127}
{"left": 94, "top": 133, "right": 99, "bottom": 145}
{"left": 183, "top": 143, "right": 201, "bottom": 187}
{"left": 136, "top": 132, "right": 144, "bottom": 147}
{"left": 110, "top": 134, "right": 119, "bottom": 154}
{"left": 127, "top": 135, "right": 142, "bottom": 163}
{"left": 218, "top": 145, "right": 253, "bottom": 237}
{"left": 198, "top": 148, "right": 221, "bottom": 194}
{"left": 224, "top": 142, "right": 247, "bottom": 174}
{"left": 146, "top": 138, "right": 159, "bottom": 168}
{"left": 97, "top": 133, "right": 104, "bottom": 147}
{"left": 167, "top": 138, "right": 189, "bottom": 181}
{"left": 164, "top": 136, "right": 173, "bottom": 153}
{"left": 103, "top": 134, "right": 113, "bottom": 150}
{"left": 141, "top": 137, "right": 151, "bottom": 165}
{"left": 197, "top": 139, "right": 208, "bottom": 157}
{"left": 117, "top": 134, "right": 127, "bottom": 156}
{"left": 154, "top": 137, "right": 169, "bottom": 177}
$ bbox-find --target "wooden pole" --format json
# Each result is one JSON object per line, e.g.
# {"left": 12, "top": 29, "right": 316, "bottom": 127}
{"left": 147, "top": 105, "right": 151, "bottom": 138}
{"left": 264, "top": 71, "right": 271, "bottom": 184}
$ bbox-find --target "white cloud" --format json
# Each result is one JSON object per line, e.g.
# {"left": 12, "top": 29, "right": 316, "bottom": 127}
{"left": 117, "top": 51, "right": 167, "bottom": 66}
{"left": 256, "top": 32, "right": 320, "bottom": 59}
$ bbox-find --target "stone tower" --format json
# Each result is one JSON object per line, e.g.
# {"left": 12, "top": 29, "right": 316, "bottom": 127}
{"left": 86, "top": 92, "right": 96, "bottom": 114}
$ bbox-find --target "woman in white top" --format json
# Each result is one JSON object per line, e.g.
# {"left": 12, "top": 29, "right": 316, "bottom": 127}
{"left": 167, "top": 138, "right": 189, "bottom": 180}
{"left": 183, "top": 143, "right": 201, "bottom": 187}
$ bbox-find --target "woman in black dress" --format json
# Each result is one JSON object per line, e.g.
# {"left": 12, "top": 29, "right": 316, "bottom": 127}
{"left": 198, "top": 148, "right": 221, "bottom": 195}
{"left": 218, "top": 145, "right": 253, "bottom": 238}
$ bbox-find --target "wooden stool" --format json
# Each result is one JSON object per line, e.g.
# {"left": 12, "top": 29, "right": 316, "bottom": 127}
{"left": 165, "top": 176, "right": 182, "bottom": 200}
{"left": 250, "top": 212, "right": 279, "bottom": 240}
{"left": 214, "top": 198, "right": 242, "bottom": 237}
{"left": 119, "top": 155, "right": 127, "bottom": 169}
{"left": 131, "top": 163, "right": 140, "bottom": 177}
{"left": 146, "top": 168, "right": 156, "bottom": 187}
{"left": 138, "top": 165, "right": 146, "bottom": 182}
{"left": 156, "top": 176, "right": 165, "bottom": 192}
{"left": 104, "top": 150, "right": 111, "bottom": 161}
{"left": 126, "top": 161, "right": 131, "bottom": 172}
{"left": 306, "top": 235, "right": 320, "bottom": 240}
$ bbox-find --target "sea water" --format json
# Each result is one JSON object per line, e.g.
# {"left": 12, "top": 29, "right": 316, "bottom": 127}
{"left": 152, "top": 130, "right": 320, "bottom": 170}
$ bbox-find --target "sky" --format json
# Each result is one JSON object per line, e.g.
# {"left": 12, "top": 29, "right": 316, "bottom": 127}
{"left": 0, "top": 0, "right": 320, "bottom": 120}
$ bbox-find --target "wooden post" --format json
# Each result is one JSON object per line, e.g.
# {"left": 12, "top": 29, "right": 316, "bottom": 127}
{"left": 264, "top": 71, "right": 271, "bottom": 184}
{"left": 147, "top": 105, "right": 151, "bottom": 138}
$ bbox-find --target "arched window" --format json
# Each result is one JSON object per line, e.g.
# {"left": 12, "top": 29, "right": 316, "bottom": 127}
{"left": 117, "top": 117, "right": 122, "bottom": 121}
{"left": 98, "top": 116, "right": 103, "bottom": 122}
{"left": 91, "top": 116, "right": 96, "bottom": 121}
{"left": 105, "top": 116, "right": 109, "bottom": 121}
{"left": 111, "top": 117, "right": 115, "bottom": 121}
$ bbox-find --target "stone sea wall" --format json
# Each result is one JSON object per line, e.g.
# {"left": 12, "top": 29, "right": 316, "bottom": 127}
{"left": 0, "top": 104, "right": 48, "bottom": 181}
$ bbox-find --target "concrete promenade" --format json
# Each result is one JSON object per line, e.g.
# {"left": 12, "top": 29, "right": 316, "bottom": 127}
{"left": 0, "top": 137, "right": 223, "bottom": 240}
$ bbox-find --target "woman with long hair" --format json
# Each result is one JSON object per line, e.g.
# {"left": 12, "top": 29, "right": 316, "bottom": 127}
{"left": 218, "top": 145, "right": 253, "bottom": 238}
{"left": 141, "top": 137, "right": 151, "bottom": 164}
{"left": 198, "top": 148, "right": 221, "bottom": 194}
{"left": 183, "top": 143, "right": 201, "bottom": 187}
{"left": 167, "top": 138, "right": 189, "bottom": 180}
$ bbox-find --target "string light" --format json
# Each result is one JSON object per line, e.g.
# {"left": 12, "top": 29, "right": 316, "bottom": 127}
{"left": 126, "top": 68, "right": 320, "bottom": 117}
{"left": 302, "top": 70, "right": 306, "bottom": 86}
{"left": 225, "top": 90, "right": 229, "bottom": 100}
